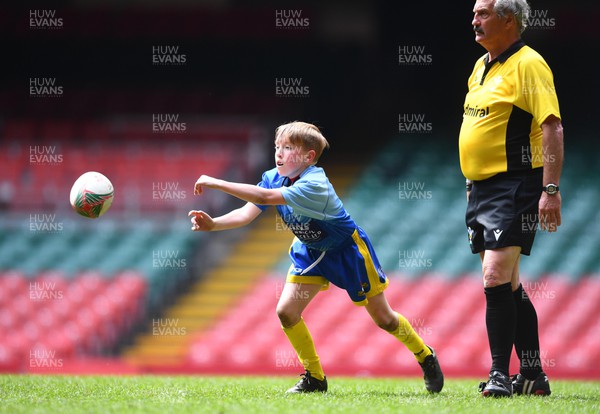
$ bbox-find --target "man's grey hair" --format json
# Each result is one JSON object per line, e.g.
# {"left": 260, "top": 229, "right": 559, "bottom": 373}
{"left": 494, "top": 0, "right": 531, "bottom": 33}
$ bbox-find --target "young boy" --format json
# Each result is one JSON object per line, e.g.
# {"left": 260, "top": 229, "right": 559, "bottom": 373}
{"left": 189, "top": 121, "right": 444, "bottom": 393}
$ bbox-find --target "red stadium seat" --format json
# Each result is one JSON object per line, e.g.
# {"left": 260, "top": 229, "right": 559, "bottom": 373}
{"left": 44, "top": 330, "right": 77, "bottom": 358}
{"left": 0, "top": 308, "right": 19, "bottom": 330}
{"left": 0, "top": 343, "right": 20, "bottom": 372}
{"left": 30, "top": 271, "right": 68, "bottom": 303}
{"left": 187, "top": 342, "right": 224, "bottom": 367}
{"left": 63, "top": 282, "right": 89, "bottom": 309}
{"left": 74, "top": 308, "right": 103, "bottom": 353}
{"left": 21, "top": 320, "right": 42, "bottom": 343}
{"left": 4, "top": 331, "right": 31, "bottom": 359}
{"left": 0, "top": 271, "right": 27, "bottom": 295}
{"left": 113, "top": 271, "right": 146, "bottom": 296}
{"left": 62, "top": 321, "right": 85, "bottom": 354}
{"left": 33, "top": 308, "right": 61, "bottom": 333}
{"left": 90, "top": 295, "right": 120, "bottom": 347}
{"left": 74, "top": 271, "right": 108, "bottom": 294}
{"left": 0, "top": 287, "right": 11, "bottom": 307}
{"left": 11, "top": 293, "right": 38, "bottom": 321}
{"left": 46, "top": 298, "right": 78, "bottom": 324}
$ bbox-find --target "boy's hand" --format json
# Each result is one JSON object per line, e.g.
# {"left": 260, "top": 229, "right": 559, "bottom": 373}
{"left": 188, "top": 210, "right": 215, "bottom": 231}
{"left": 194, "top": 175, "right": 217, "bottom": 195}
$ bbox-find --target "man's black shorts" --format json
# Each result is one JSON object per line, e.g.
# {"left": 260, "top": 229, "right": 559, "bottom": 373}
{"left": 466, "top": 168, "right": 543, "bottom": 256}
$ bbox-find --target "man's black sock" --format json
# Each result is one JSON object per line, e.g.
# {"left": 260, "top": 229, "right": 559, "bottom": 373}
{"left": 485, "top": 282, "right": 516, "bottom": 376}
{"left": 513, "top": 283, "right": 542, "bottom": 380}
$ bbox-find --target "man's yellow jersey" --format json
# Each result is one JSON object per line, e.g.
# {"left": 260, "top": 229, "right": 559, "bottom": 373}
{"left": 459, "top": 40, "right": 561, "bottom": 181}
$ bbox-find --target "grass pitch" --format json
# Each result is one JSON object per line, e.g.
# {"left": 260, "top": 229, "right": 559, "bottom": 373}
{"left": 1, "top": 375, "right": 599, "bottom": 414}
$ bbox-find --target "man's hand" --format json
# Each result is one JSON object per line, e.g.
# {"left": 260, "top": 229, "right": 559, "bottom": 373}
{"left": 539, "top": 116, "right": 563, "bottom": 233}
{"left": 188, "top": 210, "right": 215, "bottom": 231}
{"left": 538, "top": 192, "right": 561, "bottom": 232}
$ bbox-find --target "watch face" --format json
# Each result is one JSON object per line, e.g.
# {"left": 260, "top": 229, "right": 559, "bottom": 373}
{"left": 545, "top": 184, "right": 558, "bottom": 194}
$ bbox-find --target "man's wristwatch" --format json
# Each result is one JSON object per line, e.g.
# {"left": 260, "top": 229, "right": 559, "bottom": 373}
{"left": 543, "top": 183, "right": 559, "bottom": 195}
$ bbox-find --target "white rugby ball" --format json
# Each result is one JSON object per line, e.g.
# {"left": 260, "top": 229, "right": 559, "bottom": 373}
{"left": 69, "top": 171, "right": 114, "bottom": 219}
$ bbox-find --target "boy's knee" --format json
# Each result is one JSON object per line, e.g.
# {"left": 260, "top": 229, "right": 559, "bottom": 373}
{"left": 276, "top": 304, "right": 300, "bottom": 328}
{"left": 374, "top": 315, "right": 398, "bottom": 332}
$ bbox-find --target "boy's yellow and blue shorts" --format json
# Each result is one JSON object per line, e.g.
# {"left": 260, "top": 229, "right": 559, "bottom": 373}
{"left": 286, "top": 226, "right": 389, "bottom": 306}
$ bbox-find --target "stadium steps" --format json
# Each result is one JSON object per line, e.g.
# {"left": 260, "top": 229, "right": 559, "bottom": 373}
{"left": 121, "top": 211, "right": 293, "bottom": 366}
{"left": 121, "top": 163, "right": 362, "bottom": 367}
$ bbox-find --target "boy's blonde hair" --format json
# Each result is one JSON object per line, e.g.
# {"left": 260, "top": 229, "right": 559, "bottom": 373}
{"left": 275, "top": 121, "right": 330, "bottom": 164}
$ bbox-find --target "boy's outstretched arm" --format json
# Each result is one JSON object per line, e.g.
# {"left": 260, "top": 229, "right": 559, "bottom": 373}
{"left": 194, "top": 175, "right": 285, "bottom": 206}
{"left": 188, "top": 202, "right": 262, "bottom": 232}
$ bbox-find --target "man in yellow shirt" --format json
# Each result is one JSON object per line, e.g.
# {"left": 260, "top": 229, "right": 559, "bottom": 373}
{"left": 459, "top": 0, "right": 563, "bottom": 397}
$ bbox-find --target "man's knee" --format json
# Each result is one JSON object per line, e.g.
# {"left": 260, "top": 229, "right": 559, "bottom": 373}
{"left": 482, "top": 265, "right": 510, "bottom": 288}
{"left": 481, "top": 247, "right": 521, "bottom": 288}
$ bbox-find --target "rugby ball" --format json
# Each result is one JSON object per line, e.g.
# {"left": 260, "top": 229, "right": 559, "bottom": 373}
{"left": 69, "top": 171, "right": 114, "bottom": 219}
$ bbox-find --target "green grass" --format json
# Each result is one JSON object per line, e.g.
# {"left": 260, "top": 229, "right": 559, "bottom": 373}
{"left": 0, "top": 375, "right": 599, "bottom": 414}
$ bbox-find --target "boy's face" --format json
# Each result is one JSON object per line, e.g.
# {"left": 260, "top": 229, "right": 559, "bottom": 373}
{"left": 274, "top": 135, "right": 314, "bottom": 178}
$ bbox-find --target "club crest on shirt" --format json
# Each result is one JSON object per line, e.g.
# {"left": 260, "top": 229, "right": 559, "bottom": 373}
{"left": 278, "top": 212, "right": 327, "bottom": 243}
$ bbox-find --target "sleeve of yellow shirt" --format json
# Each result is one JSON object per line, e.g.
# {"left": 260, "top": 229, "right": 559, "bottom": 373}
{"left": 517, "top": 52, "right": 561, "bottom": 126}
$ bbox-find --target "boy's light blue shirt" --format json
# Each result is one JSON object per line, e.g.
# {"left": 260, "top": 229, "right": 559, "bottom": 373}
{"left": 255, "top": 165, "right": 356, "bottom": 251}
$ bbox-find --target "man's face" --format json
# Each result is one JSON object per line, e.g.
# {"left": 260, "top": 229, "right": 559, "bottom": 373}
{"left": 472, "top": 0, "right": 508, "bottom": 49}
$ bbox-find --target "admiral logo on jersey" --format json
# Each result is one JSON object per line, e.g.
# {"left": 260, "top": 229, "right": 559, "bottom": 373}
{"left": 463, "top": 104, "right": 490, "bottom": 118}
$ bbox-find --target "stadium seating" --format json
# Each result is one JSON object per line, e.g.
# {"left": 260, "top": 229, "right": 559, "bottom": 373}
{"left": 0, "top": 214, "right": 203, "bottom": 312}
{"left": 0, "top": 128, "right": 235, "bottom": 214}
{"left": 184, "top": 274, "right": 600, "bottom": 378}
{"left": 0, "top": 117, "right": 268, "bottom": 372}
{"left": 0, "top": 270, "right": 146, "bottom": 372}
{"left": 2, "top": 128, "right": 599, "bottom": 378}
